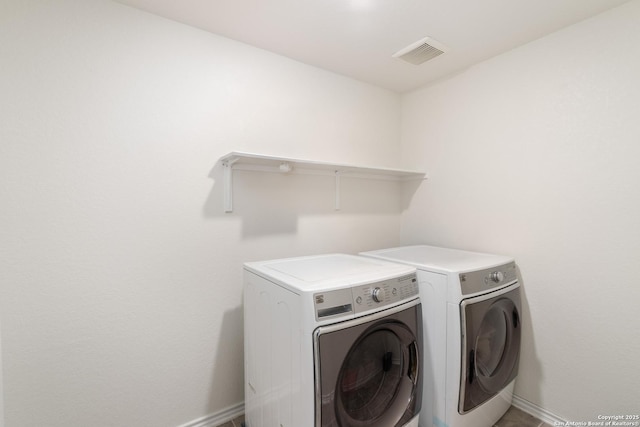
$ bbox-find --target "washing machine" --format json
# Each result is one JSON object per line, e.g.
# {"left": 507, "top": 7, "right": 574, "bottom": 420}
{"left": 243, "top": 254, "right": 423, "bottom": 427}
{"left": 360, "top": 245, "right": 521, "bottom": 427}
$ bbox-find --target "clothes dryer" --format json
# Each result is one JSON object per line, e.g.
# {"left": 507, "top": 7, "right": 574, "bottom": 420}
{"left": 361, "top": 245, "right": 521, "bottom": 427}
{"left": 244, "top": 254, "right": 423, "bottom": 427}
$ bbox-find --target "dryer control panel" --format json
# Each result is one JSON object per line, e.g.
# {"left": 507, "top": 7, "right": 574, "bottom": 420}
{"left": 314, "top": 273, "right": 418, "bottom": 320}
{"left": 459, "top": 261, "right": 517, "bottom": 295}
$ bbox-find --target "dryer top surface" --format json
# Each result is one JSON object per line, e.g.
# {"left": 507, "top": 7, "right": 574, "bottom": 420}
{"left": 361, "top": 245, "right": 514, "bottom": 274}
{"left": 244, "top": 253, "right": 416, "bottom": 293}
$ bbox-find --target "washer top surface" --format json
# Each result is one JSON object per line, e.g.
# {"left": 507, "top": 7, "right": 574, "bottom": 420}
{"left": 244, "top": 253, "right": 416, "bottom": 293}
{"left": 361, "top": 245, "right": 513, "bottom": 274}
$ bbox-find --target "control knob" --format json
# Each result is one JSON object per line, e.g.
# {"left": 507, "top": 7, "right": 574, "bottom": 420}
{"left": 372, "top": 287, "right": 384, "bottom": 303}
{"left": 490, "top": 271, "right": 505, "bottom": 283}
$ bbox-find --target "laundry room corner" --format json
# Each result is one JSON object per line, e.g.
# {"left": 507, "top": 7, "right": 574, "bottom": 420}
{"left": 399, "top": 0, "right": 640, "bottom": 421}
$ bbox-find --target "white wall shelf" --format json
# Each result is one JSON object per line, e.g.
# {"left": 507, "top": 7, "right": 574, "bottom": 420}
{"left": 219, "top": 151, "right": 427, "bottom": 213}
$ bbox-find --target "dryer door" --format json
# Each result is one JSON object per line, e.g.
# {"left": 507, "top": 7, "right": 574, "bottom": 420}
{"left": 459, "top": 285, "right": 521, "bottom": 414}
{"left": 314, "top": 302, "right": 422, "bottom": 427}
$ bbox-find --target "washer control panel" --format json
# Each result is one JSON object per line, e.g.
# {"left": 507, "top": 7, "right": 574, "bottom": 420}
{"left": 314, "top": 273, "right": 418, "bottom": 320}
{"left": 459, "top": 261, "right": 517, "bottom": 295}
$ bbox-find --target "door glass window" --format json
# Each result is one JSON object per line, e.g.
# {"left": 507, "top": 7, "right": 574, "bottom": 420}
{"left": 338, "top": 329, "right": 403, "bottom": 421}
{"left": 475, "top": 307, "right": 507, "bottom": 377}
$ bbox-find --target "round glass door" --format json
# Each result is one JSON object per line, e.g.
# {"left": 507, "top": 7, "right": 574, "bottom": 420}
{"left": 473, "top": 298, "right": 520, "bottom": 394}
{"left": 460, "top": 286, "right": 521, "bottom": 414}
{"left": 475, "top": 306, "right": 508, "bottom": 378}
{"left": 334, "top": 322, "right": 419, "bottom": 427}
{"left": 337, "top": 329, "right": 403, "bottom": 421}
{"left": 315, "top": 303, "right": 422, "bottom": 427}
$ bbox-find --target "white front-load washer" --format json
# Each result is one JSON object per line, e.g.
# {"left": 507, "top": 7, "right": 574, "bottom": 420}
{"left": 360, "top": 245, "right": 522, "bottom": 427}
{"left": 244, "top": 253, "right": 424, "bottom": 427}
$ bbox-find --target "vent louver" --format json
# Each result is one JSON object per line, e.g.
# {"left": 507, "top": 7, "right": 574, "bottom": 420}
{"left": 393, "top": 36, "right": 448, "bottom": 65}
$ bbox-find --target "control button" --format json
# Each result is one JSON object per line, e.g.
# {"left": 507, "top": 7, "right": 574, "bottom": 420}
{"left": 356, "top": 296, "right": 363, "bottom": 305}
{"left": 490, "top": 271, "right": 505, "bottom": 283}
{"left": 392, "top": 288, "right": 398, "bottom": 296}
{"left": 372, "top": 287, "right": 383, "bottom": 303}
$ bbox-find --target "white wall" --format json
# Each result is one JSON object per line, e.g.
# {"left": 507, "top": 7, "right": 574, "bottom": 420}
{"left": 400, "top": 0, "right": 640, "bottom": 421}
{"left": 0, "top": 1, "right": 404, "bottom": 426}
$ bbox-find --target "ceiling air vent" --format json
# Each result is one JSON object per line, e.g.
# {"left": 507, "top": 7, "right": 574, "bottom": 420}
{"left": 393, "top": 36, "right": 448, "bottom": 65}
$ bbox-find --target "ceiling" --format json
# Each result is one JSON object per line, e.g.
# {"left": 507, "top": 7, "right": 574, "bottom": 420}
{"left": 115, "top": 0, "right": 629, "bottom": 92}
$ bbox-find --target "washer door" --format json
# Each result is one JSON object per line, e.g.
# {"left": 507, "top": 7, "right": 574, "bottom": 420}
{"left": 459, "top": 286, "right": 521, "bottom": 413}
{"left": 314, "top": 302, "right": 422, "bottom": 427}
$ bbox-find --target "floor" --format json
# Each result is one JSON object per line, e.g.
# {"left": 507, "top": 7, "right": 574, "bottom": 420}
{"left": 494, "top": 406, "right": 552, "bottom": 427}
{"left": 215, "top": 406, "right": 550, "bottom": 427}
{"left": 215, "top": 413, "right": 244, "bottom": 427}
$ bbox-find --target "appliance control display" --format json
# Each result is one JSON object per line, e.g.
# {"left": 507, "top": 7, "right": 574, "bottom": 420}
{"left": 371, "top": 287, "right": 384, "bottom": 302}
{"left": 490, "top": 271, "right": 505, "bottom": 283}
{"left": 460, "top": 262, "right": 517, "bottom": 295}
{"left": 313, "top": 273, "right": 418, "bottom": 320}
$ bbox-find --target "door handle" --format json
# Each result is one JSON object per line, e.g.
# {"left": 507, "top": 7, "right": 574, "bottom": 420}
{"left": 407, "top": 341, "right": 419, "bottom": 384}
{"left": 468, "top": 350, "right": 475, "bottom": 384}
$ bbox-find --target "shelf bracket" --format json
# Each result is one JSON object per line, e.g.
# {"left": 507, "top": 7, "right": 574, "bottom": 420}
{"left": 222, "top": 157, "right": 239, "bottom": 213}
{"left": 335, "top": 171, "right": 341, "bottom": 211}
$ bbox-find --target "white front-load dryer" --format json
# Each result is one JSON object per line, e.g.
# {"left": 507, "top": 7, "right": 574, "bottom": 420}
{"left": 361, "top": 245, "right": 522, "bottom": 427}
{"left": 244, "top": 254, "right": 424, "bottom": 427}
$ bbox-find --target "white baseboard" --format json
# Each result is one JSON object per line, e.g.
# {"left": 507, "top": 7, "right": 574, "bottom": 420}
{"left": 512, "top": 394, "right": 566, "bottom": 425}
{"left": 178, "top": 396, "right": 561, "bottom": 427}
{"left": 177, "top": 402, "right": 244, "bottom": 427}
